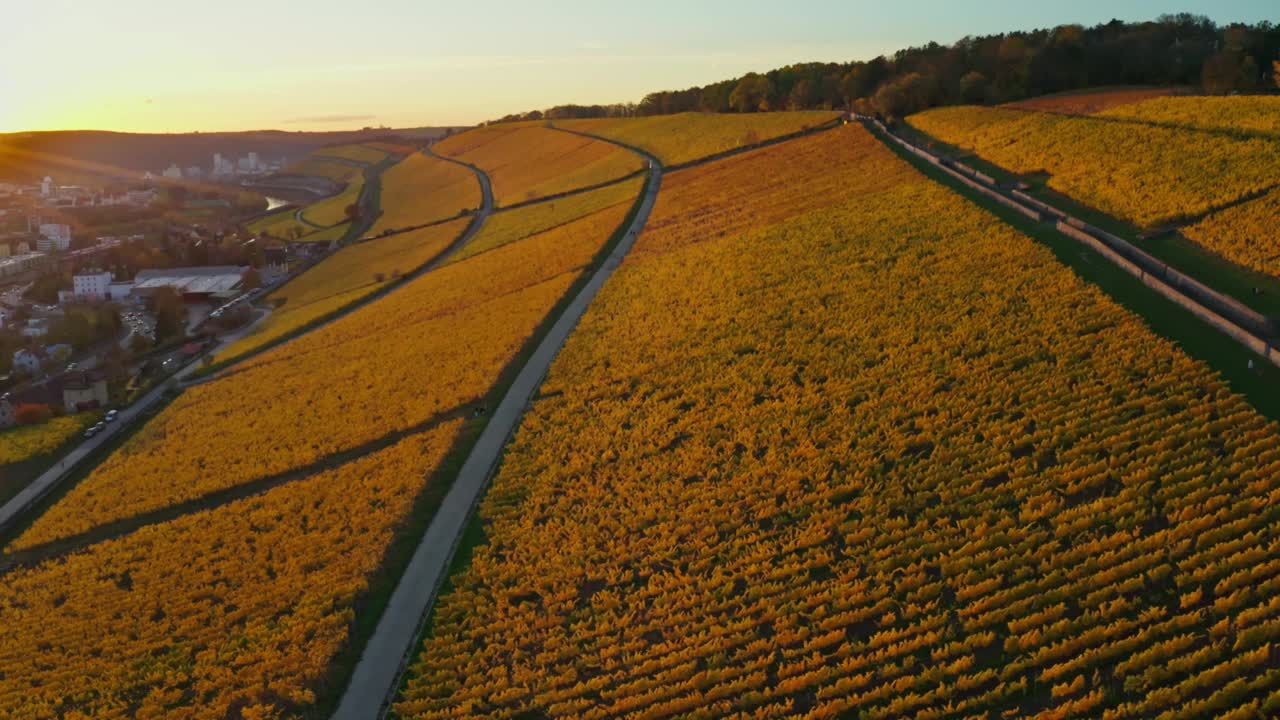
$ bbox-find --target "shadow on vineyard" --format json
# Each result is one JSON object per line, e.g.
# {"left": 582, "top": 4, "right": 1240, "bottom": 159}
{"left": 0, "top": 402, "right": 478, "bottom": 573}
{"left": 871, "top": 123, "right": 1280, "bottom": 421}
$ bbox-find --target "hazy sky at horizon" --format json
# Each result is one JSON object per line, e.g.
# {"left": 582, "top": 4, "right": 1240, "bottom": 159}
{"left": 2, "top": 0, "right": 1274, "bottom": 134}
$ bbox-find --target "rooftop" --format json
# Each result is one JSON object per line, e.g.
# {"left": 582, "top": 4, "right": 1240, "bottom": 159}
{"left": 133, "top": 266, "right": 248, "bottom": 295}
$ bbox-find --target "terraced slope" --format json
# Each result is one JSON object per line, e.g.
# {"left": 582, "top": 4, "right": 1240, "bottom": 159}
{"left": 1004, "top": 87, "right": 1189, "bottom": 115}
{"left": 434, "top": 124, "right": 643, "bottom": 206}
{"left": 11, "top": 182, "right": 636, "bottom": 552}
{"left": 0, "top": 424, "right": 462, "bottom": 720}
{"left": 909, "top": 106, "right": 1280, "bottom": 231}
{"left": 312, "top": 143, "right": 390, "bottom": 165}
{"left": 1098, "top": 95, "right": 1280, "bottom": 138}
{"left": 0, "top": 142, "right": 643, "bottom": 720}
{"left": 396, "top": 124, "right": 1280, "bottom": 719}
{"left": 214, "top": 218, "right": 470, "bottom": 364}
{"left": 367, "top": 152, "right": 480, "bottom": 236}
{"left": 450, "top": 177, "right": 642, "bottom": 265}
{"left": 554, "top": 110, "right": 842, "bottom": 166}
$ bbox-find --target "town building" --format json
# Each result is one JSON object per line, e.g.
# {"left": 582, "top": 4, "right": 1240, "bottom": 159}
{"left": 132, "top": 266, "right": 250, "bottom": 303}
{"left": 40, "top": 176, "right": 52, "bottom": 197}
{"left": 0, "top": 395, "right": 14, "bottom": 429}
{"left": 162, "top": 164, "right": 183, "bottom": 179}
{"left": 37, "top": 223, "right": 71, "bottom": 252}
{"left": 12, "top": 349, "right": 42, "bottom": 374}
{"left": 21, "top": 319, "right": 49, "bottom": 338}
{"left": 72, "top": 270, "right": 113, "bottom": 301}
{"left": 62, "top": 372, "right": 109, "bottom": 413}
{"left": 0, "top": 252, "right": 50, "bottom": 279}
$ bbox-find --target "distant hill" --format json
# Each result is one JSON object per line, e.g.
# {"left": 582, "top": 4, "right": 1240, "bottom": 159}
{"left": 0, "top": 127, "right": 466, "bottom": 184}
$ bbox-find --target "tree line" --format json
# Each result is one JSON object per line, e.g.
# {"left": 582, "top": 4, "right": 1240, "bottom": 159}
{"left": 488, "top": 15, "right": 1280, "bottom": 123}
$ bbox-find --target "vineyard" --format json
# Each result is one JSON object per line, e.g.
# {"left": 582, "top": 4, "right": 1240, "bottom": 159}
{"left": 301, "top": 177, "right": 364, "bottom": 227}
{"left": 284, "top": 156, "right": 365, "bottom": 183}
{"left": 1183, "top": 188, "right": 1280, "bottom": 279}
{"left": 0, "top": 421, "right": 462, "bottom": 719}
{"left": 0, "top": 133, "right": 645, "bottom": 718}
{"left": 434, "top": 124, "right": 643, "bottom": 206}
{"left": 246, "top": 206, "right": 315, "bottom": 241}
{"left": 449, "top": 177, "right": 642, "bottom": 265}
{"left": 213, "top": 218, "right": 470, "bottom": 364}
{"left": 1098, "top": 95, "right": 1280, "bottom": 139}
{"left": 311, "top": 143, "right": 390, "bottom": 165}
{"left": 11, "top": 182, "right": 637, "bottom": 551}
{"left": 0, "top": 413, "right": 96, "bottom": 466}
{"left": 908, "top": 105, "right": 1280, "bottom": 231}
{"left": 366, "top": 152, "right": 480, "bottom": 236}
{"left": 395, "top": 124, "right": 1280, "bottom": 719}
{"left": 553, "top": 110, "right": 842, "bottom": 166}
{"left": 1002, "top": 87, "right": 1189, "bottom": 115}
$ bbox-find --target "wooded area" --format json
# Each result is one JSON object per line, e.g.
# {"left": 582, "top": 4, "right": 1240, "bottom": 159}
{"left": 491, "top": 15, "right": 1280, "bottom": 123}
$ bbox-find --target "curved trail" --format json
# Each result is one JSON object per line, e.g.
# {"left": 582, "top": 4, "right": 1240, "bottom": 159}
{"left": 295, "top": 205, "right": 325, "bottom": 230}
{"left": 332, "top": 140, "right": 663, "bottom": 720}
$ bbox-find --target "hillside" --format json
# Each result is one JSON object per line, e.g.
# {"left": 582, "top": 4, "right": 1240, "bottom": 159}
{"left": 395, "top": 121, "right": 1280, "bottom": 720}
{"left": 3, "top": 41, "right": 1280, "bottom": 720}
{"left": 0, "top": 127, "right": 462, "bottom": 182}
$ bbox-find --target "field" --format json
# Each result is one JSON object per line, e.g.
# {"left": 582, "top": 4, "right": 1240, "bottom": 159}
{"left": 1098, "top": 95, "right": 1280, "bottom": 138}
{"left": 284, "top": 157, "right": 364, "bottom": 183}
{"left": 11, "top": 189, "right": 636, "bottom": 551}
{"left": 366, "top": 153, "right": 480, "bottom": 236}
{"left": 312, "top": 143, "right": 389, "bottom": 165}
{"left": 553, "top": 110, "right": 843, "bottom": 166}
{"left": 0, "top": 421, "right": 461, "bottom": 719}
{"left": 292, "top": 221, "right": 351, "bottom": 244}
{"left": 396, "top": 125, "right": 1280, "bottom": 719}
{"left": 907, "top": 105, "right": 1280, "bottom": 233}
{"left": 0, "top": 138, "right": 642, "bottom": 717}
{"left": 1181, "top": 188, "right": 1280, "bottom": 278}
{"left": 246, "top": 206, "right": 312, "bottom": 240}
{"left": 434, "top": 124, "right": 643, "bottom": 206}
{"left": 301, "top": 177, "right": 363, "bottom": 227}
{"left": 0, "top": 414, "right": 97, "bottom": 466}
{"left": 213, "top": 219, "right": 469, "bottom": 364}
{"left": 1003, "top": 87, "right": 1191, "bottom": 115}
{"left": 449, "top": 177, "right": 642, "bottom": 264}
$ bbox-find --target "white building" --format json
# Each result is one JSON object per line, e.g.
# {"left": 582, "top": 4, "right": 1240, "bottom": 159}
{"left": 37, "top": 223, "right": 71, "bottom": 252}
{"left": 125, "top": 189, "right": 157, "bottom": 206}
{"left": 12, "top": 349, "right": 41, "bottom": 374}
{"left": 186, "top": 166, "right": 204, "bottom": 179}
{"left": 72, "top": 270, "right": 113, "bottom": 301}
{"left": 213, "top": 153, "right": 234, "bottom": 176}
{"left": 40, "top": 176, "right": 53, "bottom": 197}
{"left": 21, "top": 319, "right": 49, "bottom": 338}
{"left": 248, "top": 152, "right": 260, "bottom": 172}
{"left": 162, "top": 164, "right": 183, "bottom": 179}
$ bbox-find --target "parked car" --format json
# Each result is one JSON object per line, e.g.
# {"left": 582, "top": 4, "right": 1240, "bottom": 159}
{"left": 104, "top": 410, "right": 118, "bottom": 422}
{"left": 84, "top": 426, "right": 98, "bottom": 438}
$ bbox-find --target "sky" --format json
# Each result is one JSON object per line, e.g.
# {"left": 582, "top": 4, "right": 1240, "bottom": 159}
{"left": 1, "top": 0, "right": 1274, "bottom": 134}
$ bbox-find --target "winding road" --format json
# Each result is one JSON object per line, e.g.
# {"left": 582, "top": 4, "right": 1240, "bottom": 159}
{"left": 332, "top": 141, "right": 663, "bottom": 720}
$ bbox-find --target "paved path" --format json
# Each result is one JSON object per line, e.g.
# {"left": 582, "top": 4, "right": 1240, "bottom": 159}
{"left": 332, "top": 147, "right": 662, "bottom": 720}
{"left": 296, "top": 206, "right": 325, "bottom": 230}
{"left": 0, "top": 309, "right": 273, "bottom": 537}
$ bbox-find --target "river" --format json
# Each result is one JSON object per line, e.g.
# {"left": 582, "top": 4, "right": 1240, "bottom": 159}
{"left": 265, "top": 196, "right": 288, "bottom": 211}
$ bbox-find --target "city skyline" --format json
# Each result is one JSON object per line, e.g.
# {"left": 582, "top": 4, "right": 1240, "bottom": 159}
{"left": 3, "top": 0, "right": 1276, "bottom": 134}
